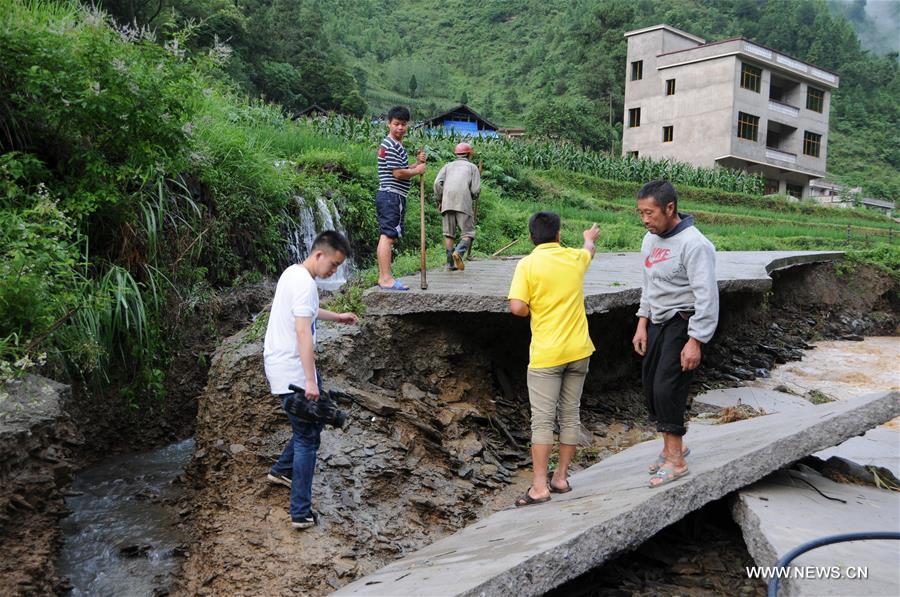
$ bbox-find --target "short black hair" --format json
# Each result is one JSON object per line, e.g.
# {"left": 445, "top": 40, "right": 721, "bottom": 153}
{"left": 387, "top": 106, "right": 410, "bottom": 123}
{"left": 528, "top": 211, "right": 561, "bottom": 245}
{"left": 311, "top": 230, "right": 351, "bottom": 257}
{"left": 637, "top": 180, "right": 678, "bottom": 211}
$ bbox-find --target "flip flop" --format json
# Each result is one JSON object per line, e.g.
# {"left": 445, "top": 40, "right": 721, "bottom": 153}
{"left": 547, "top": 473, "right": 572, "bottom": 493}
{"left": 649, "top": 466, "right": 690, "bottom": 488}
{"left": 648, "top": 447, "right": 691, "bottom": 474}
{"left": 378, "top": 280, "right": 410, "bottom": 291}
{"left": 514, "top": 488, "right": 552, "bottom": 507}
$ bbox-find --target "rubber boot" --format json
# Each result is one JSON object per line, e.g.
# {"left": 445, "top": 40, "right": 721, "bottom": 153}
{"left": 452, "top": 241, "right": 467, "bottom": 271}
{"left": 446, "top": 248, "right": 457, "bottom": 271}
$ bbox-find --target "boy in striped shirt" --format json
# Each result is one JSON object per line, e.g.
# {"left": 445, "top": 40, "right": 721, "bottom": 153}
{"left": 376, "top": 106, "right": 426, "bottom": 291}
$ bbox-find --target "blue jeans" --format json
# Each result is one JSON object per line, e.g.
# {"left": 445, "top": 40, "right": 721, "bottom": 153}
{"left": 271, "top": 375, "right": 325, "bottom": 520}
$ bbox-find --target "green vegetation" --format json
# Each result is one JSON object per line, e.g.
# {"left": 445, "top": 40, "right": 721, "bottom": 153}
{"left": 320, "top": 0, "right": 898, "bottom": 199}
{"left": 0, "top": 1, "right": 896, "bottom": 414}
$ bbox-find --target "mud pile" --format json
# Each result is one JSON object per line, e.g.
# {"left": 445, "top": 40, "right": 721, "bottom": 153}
{"left": 176, "top": 262, "right": 896, "bottom": 596}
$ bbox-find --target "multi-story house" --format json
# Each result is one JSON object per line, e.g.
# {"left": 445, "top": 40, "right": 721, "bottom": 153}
{"left": 621, "top": 24, "right": 839, "bottom": 199}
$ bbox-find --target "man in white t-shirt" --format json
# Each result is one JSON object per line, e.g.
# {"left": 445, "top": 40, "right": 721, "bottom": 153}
{"left": 263, "top": 230, "right": 358, "bottom": 530}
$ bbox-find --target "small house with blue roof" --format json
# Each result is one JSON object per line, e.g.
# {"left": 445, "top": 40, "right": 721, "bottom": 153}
{"left": 421, "top": 104, "right": 499, "bottom": 138}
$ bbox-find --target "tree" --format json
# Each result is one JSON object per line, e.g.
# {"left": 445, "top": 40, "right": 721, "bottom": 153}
{"left": 408, "top": 74, "right": 418, "bottom": 98}
{"left": 526, "top": 97, "right": 616, "bottom": 151}
{"left": 460, "top": 90, "right": 469, "bottom": 105}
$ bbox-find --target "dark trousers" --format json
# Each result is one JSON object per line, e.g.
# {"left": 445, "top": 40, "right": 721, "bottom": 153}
{"left": 642, "top": 315, "right": 693, "bottom": 436}
{"left": 271, "top": 374, "right": 325, "bottom": 520}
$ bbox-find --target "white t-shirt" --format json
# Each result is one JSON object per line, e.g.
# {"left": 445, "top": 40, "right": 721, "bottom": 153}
{"left": 263, "top": 264, "right": 319, "bottom": 394}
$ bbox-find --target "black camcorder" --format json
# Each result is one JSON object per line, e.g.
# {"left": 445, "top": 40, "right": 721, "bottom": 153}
{"left": 286, "top": 384, "right": 348, "bottom": 428}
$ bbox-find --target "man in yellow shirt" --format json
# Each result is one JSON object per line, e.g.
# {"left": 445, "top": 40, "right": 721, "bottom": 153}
{"left": 508, "top": 211, "right": 599, "bottom": 506}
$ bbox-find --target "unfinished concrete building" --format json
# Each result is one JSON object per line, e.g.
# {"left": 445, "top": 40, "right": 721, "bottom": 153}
{"left": 622, "top": 25, "right": 839, "bottom": 199}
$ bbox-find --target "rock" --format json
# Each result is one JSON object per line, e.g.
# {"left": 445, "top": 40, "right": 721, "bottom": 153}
{"left": 229, "top": 444, "right": 246, "bottom": 455}
{"left": 451, "top": 435, "right": 483, "bottom": 459}
{"left": 347, "top": 387, "right": 400, "bottom": 416}
{"left": 400, "top": 383, "right": 426, "bottom": 401}
{"left": 436, "top": 409, "right": 455, "bottom": 428}
{"left": 456, "top": 465, "right": 474, "bottom": 479}
{"left": 119, "top": 544, "right": 152, "bottom": 558}
{"left": 329, "top": 456, "right": 352, "bottom": 468}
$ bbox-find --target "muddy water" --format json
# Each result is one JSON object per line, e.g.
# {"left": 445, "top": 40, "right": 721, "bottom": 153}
{"left": 750, "top": 336, "right": 899, "bottom": 428}
{"left": 57, "top": 438, "right": 194, "bottom": 596}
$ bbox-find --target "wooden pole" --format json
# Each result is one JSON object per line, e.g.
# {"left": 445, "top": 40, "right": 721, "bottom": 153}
{"left": 491, "top": 237, "right": 521, "bottom": 258}
{"left": 467, "top": 159, "right": 483, "bottom": 261}
{"left": 419, "top": 172, "right": 428, "bottom": 290}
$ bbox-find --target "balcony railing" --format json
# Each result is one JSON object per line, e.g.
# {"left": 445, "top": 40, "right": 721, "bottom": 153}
{"left": 765, "top": 147, "right": 797, "bottom": 163}
{"left": 768, "top": 99, "right": 800, "bottom": 117}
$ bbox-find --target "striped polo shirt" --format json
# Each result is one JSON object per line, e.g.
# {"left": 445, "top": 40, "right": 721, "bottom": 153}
{"left": 377, "top": 136, "right": 410, "bottom": 196}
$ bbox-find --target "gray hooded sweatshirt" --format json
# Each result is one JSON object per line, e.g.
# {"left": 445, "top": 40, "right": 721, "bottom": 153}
{"left": 636, "top": 214, "right": 719, "bottom": 343}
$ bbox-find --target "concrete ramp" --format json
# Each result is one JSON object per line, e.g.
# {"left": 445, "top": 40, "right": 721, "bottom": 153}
{"left": 335, "top": 390, "right": 898, "bottom": 597}
{"left": 363, "top": 251, "right": 843, "bottom": 315}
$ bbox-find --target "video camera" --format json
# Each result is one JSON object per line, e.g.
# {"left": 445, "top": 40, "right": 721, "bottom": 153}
{"left": 286, "top": 384, "right": 348, "bottom": 429}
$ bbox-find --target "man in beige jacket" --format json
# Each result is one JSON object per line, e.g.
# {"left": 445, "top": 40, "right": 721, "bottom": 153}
{"left": 434, "top": 142, "right": 481, "bottom": 271}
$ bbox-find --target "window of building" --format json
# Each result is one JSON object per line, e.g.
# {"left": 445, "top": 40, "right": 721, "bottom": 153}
{"left": 806, "top": 87, "right": 824, "bottom": 113}
{"left": 662, "top": 126, "right": 673, "bottom": 142}
{"left": 786, "top": 183, "right": 803, "bottom": 199}
{"left": 764, "top": 178, "right": 780, "bottom": 195}
{"left": 631, "top": 60, "right": 643, "bottom": 81}
{"left": 665, "top": 79, "right": 676, "bottom": 95}
{"left": 628, "top": 107, "right": 641, "bottom": 128}
{"left": 627, "top": 150, "right": 639, "bottom": 159}
{"left": 740, "top": 63, "right": 762, "bottom": 92}
{"left": 737, "top": 112, "right": 759, "bottom": 141}
{"left": 803, "top": 131, "right": 822, "bottom": 157}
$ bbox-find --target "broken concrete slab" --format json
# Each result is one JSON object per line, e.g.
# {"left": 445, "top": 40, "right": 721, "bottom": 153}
{"left": 363, "top": 251, "right": 843, "bottom": 315}
{"left": 814, "top": 427, "right": 900, "bottom": 478}
{"left": 732, "top": 467, "right": 900, "bottom": 596}
{"left": 693, "top": 387, "right": 814, "bottom": 414}
{"left": 334, "top": 390, "right": 897, "bottom": 597}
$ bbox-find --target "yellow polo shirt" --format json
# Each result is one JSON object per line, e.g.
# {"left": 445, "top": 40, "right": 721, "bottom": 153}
{"left": 507, "top": 243, "right": 595, "bottom": 368}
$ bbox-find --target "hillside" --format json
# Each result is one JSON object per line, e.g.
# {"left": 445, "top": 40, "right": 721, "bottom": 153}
{"left": 320, "top": 0, "right": 899, "bottom": 200}
{"left": 0, "top": 0, "right": 896, "bottom": 408}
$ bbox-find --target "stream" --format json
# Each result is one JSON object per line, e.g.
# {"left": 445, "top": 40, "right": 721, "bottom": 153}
{"left": 57, "top": 438, "right": 194, "bottom": 596}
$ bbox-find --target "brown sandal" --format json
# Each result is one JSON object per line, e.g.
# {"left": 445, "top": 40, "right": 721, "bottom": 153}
{"left": 547, "top": 473, "right": 572, "bottom": 493}
{"left": 514, "top": 488, "right": 551, "bottom": 507}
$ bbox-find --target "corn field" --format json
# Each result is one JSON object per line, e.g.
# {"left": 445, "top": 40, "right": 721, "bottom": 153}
{"left": 306, "top": 115, "right": 765, "bottom": 195}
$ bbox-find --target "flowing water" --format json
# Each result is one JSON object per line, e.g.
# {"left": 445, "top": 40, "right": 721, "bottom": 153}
{"left": 285, "top": 195, "right": 351, "bottom": 291}
{"left": 57, "top": 438, "right": 194, "bottom": 596}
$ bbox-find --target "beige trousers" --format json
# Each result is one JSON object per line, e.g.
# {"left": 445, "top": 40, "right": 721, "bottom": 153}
{"left": 526, "top": 356, "right": 590, "bottom": 445}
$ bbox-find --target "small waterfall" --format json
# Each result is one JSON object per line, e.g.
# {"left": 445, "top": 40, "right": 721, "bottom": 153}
{"left": 284, "top": 196, "right": 351, "bottom": 292}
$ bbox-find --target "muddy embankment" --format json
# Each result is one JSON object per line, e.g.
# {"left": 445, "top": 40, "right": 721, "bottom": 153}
{"left": 0, "top": 285, "right": 272, "bottom": 596}
{"left": 174, "top": 261, "right": 896, "bottom": 596}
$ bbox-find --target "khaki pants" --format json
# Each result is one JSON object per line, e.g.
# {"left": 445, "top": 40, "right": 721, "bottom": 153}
{"left": 526, "top": 357, "right": 590, "bottom": 445}
{"left": 441, "top": 210, "right": 476, "bottom": 239}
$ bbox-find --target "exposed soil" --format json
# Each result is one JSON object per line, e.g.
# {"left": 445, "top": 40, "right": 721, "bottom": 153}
{"left": 174, "top": 261, "right": 896, "bottom": 596}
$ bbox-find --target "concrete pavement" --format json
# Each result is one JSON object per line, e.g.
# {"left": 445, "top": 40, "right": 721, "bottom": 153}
{"left": 363, "top": 251, "right": 843, "bottom": 315}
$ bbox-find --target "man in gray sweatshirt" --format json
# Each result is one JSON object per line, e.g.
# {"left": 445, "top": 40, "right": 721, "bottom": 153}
{"left": 631, "top": 180, "right": 719, "bottom": 488}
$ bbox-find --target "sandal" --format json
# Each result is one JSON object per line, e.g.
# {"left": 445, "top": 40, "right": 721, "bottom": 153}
{"left": 378, "top": 280, "right": 410, "bottom": 291}
{"left": 648, "top": 447, "right": 691, "bottom": 474}
{"left": 514, "top": 488, "right": 551, "bottom": 507}
{"left": 649, "top": 466, "right": 690, "bottom": 488}
{"left": 547, "top": 473, "right": 572, "bottom": 493}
